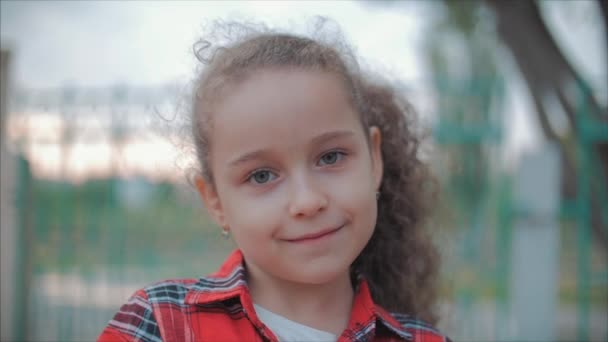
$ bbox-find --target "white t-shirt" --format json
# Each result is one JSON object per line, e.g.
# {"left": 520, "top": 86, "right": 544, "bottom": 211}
{"left": 253, "top": 304, "right": 338, "bottom": 342}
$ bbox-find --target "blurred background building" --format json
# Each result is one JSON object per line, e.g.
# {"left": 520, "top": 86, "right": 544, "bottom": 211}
{"left": 1, "top": 1, "right": 606, "bottom": 341}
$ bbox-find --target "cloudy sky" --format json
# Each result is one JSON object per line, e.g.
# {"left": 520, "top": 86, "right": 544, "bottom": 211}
{"left": 0, "top": 0, "right": 434, "bottom": 88}
{"left": 1, "top": 1, "right": 604, "bottom": 88}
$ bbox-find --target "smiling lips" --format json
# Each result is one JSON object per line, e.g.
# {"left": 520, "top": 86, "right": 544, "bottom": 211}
{"left": 284, "top": 225, "right": 343, "bottom": 243}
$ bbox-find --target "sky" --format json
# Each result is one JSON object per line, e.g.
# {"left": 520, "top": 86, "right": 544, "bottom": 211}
{"left": 0, "top": 1, "right": 430, "bottom": 88}
{"left": 1, "top": 0, "right": 606, "bottom": 181}
{"left": 1, "top": 1, "right": 603, "bottom": 88}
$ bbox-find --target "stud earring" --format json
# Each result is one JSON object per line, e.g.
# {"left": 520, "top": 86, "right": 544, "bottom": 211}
{"left": 221, "top": 227, "right": 230, "bottom": 239}
{"left": 376, "top": 191, "right": 380, "bottom": 200}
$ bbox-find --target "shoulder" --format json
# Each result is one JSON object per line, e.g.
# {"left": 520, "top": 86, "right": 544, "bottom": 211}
{"left": 389, "top": 313, "right": 452, "bottom": 342}
{"left": 98, "top": 278, "right": 199, "bottom": 342}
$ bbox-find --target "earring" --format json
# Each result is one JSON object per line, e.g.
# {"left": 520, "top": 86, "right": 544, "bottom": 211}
{"left": 221, "top": 227, "right": 230, "bottom": 239}
{"left": 376, "top": 191, "right": 380, "bottom": 200}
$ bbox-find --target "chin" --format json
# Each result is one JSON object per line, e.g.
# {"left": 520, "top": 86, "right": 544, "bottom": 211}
{"left": 284, "top": 259, "right": 352, "bottom": 285}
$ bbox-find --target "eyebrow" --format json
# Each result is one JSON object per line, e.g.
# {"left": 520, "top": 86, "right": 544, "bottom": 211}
{"left": 226, "top": 130, "right": 356, "bottom": 167}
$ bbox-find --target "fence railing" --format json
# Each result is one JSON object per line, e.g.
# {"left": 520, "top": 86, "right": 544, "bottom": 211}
{"left": 3, "top": 80, "right": 607, "bottom": 341}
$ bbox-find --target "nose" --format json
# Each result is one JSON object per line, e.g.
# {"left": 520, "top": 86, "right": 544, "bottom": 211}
{"left": 288, "top": 173, "right": 328, "bottom": 218}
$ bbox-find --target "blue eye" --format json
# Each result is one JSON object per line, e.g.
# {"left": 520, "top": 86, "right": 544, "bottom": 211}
{"left": 248, "top": 170, "right": 277, "bottom": 184}
{"left": 318, "top": 151, "right": 345, "bottom": 166}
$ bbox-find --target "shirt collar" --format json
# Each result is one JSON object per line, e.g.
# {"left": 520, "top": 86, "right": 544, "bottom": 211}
{"left": 184, "top": 249, "right": 247, "bottom": 305}
{"left": 184, "top": 249, "right": 413, "bottom": 341}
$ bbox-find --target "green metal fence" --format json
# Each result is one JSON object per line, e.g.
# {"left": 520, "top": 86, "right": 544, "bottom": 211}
{"left": 7, "top": 86, "right": 234, "bottom": 340}
{"left": 5, "top": 80, "right": 607, "bottom": 341}
{"left": 572, "top": 81, "right": 608, "bottom": 342}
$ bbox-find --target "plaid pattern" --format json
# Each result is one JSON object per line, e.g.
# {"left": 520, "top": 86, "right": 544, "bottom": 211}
{"left": 99, "top": 250, "right": 450, "bottom": 342}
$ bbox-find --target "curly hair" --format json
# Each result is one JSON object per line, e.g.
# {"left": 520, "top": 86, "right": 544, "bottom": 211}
{"left": 190, "top": 20, "right": 440, "bottom": 324}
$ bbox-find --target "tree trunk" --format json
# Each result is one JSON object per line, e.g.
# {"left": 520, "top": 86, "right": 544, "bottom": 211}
{"left": 485, "top": 0, "right": 607, "bottom": 248}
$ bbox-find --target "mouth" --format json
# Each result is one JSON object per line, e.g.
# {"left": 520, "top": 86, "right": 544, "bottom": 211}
{"left": 284, "top": 225, "right": 344, "bottom": 243}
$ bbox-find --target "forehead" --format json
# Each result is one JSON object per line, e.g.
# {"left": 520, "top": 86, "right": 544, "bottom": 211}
{"left": 209, "top": 69, "right": 364, "bottom": 160}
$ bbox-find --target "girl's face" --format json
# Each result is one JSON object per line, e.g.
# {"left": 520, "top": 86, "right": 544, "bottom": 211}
{"left": 198, "top": 69, "right": 383, "bottom": 285}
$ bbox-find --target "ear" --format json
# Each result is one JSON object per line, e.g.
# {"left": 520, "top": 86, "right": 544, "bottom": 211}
{"left": 369, "top": 126, "right": 383, "bottom": 191}
{"left": 195, "top": 175, "right": 228, "bottom": 228}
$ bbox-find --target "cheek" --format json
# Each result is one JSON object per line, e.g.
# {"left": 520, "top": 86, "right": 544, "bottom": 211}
{"left": 222, "top": 191, "right": 286, "bottom": 264}
{"left": 324, "top": 161, "right": 378, "bottom": 222}
{"left": 331, "top": 156, "right": 376, "bottom": 199}
{"left": 222, "top": 189, "right": 284, "bottom": 236}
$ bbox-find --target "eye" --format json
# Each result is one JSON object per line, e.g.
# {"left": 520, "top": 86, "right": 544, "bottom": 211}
{"left": 247, "top": 170, "right": 277, "bottom": 184}
{"left": 318, "top": 151, "right": 345, "bottom": 166}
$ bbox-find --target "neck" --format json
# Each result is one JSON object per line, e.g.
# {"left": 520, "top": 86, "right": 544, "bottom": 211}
{"left": 247, "top": 262, "right": 354, "bottom": 335}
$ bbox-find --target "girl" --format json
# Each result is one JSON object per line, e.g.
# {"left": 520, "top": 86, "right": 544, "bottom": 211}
{"left": 99, "top": 21, "right": 450, "bottom": 342}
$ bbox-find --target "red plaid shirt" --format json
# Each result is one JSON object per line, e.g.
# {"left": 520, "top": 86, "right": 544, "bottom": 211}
{"left": 99, "top": 250, "right": 449, "bottom": 342}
